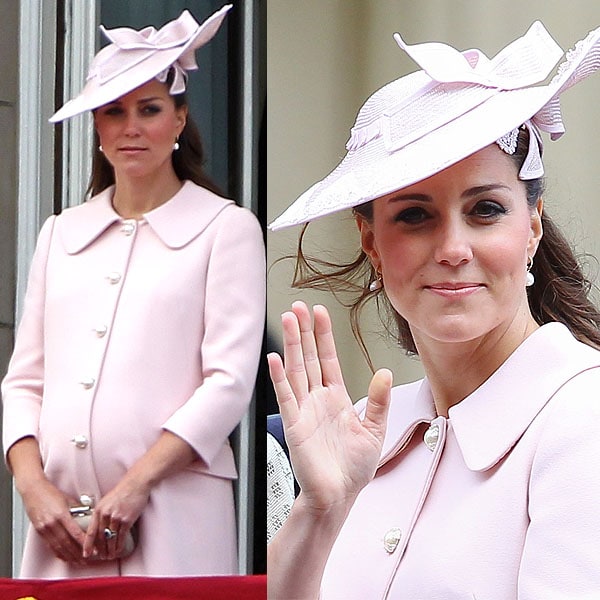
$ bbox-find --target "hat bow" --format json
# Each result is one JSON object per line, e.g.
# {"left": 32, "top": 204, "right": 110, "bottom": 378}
{"left": 88, "top": 8, "right": 228, "bottom": 95}
{"left": 394, "top": 21, "right": 562, "bottom": 91}
{"left": 347, "top": 21, "right": 569, "bottom": 153}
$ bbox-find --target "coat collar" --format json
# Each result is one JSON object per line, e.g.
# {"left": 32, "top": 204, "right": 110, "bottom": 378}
{"left": 58, "top": 180, "right": 233, "bottom": 254}
{"left": 378, "top": 323, "right": 600, "bottom": 472}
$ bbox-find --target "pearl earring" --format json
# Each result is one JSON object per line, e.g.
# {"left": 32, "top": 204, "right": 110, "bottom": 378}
{"left": 526, "top": 256, "right": 535, "bottom": 287}
{"left": 369, "top": 273, "right": 383, "bottom": 292}
{"left": 173, "top": 137, "right": 180, "bottom": 151}
{"left": 98, "top": 145, "right": 104, "bottom": 152}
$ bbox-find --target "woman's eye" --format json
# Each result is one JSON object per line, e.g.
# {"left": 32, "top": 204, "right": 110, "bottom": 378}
{"left": 141, "top": 104, "right": 161, "bottom": 115}
{"left": 104, "top": 106, "right": 123, "bottom": 116}
{"left": 394, "top": 206, "right": 431, "bottom": 225}
{"left": 471, "top": 200, "right": 507, "bottom": 219}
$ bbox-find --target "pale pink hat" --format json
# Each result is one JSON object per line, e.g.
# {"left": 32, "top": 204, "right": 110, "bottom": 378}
{"left": 49, "top": 4, "right": 232, "bottom": 123}
{"left": 269, "top": 21, "right": 600, "bottom": 231}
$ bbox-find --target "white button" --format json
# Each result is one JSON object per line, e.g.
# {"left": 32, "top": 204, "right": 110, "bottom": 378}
{"left": 94, "top": 325, "right": 108, "bottom": 338}
{"left": 121, "top": 221, "right": 135, "bottom": 236}
{"left": 107, "top": 272, "right": 121, "bottom": 284}
{"left": 79, "top": 494, "right": 94, "bottom": 507}
{"left": 423, "top": 424, "right": 440, "bottom": 452}
{"left": 383, "top": 528, "right": 402, "bottom": 553}
{"left": 80, "top": 377, "right": 95, "bottom": 390}
{"left": 72, "top": 435, "right": 88, "bottom": 449}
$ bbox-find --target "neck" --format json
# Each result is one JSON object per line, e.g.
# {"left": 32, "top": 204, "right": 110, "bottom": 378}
{"left": 112, "top": 169, "right": 183, "bottom": 219}
{"left": 414, "top": 312, "right": 539, "bottom": 417}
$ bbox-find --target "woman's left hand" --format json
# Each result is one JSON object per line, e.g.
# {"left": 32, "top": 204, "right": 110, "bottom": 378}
{"left": 82, "top": 477, "right": 150, "bottom": 560}
{"left": 82, "top": 430, "right": 197, "bottom": 560}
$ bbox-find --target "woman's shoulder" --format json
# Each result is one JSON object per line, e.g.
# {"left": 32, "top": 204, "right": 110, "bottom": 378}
{"left": 179, "top": 180, "right": 261, "bottom": 230}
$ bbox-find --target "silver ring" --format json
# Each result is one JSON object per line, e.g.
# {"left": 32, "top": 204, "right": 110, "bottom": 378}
{"left": 103, "top": 527, "right": 117, "bottom": 540}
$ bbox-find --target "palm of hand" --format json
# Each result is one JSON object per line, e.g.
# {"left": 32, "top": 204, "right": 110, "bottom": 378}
{"left": 287, "top": 382, "right": 385, "bottom": 508}
{"left": 269, "top": 302, "right": 392, "bottom": 513}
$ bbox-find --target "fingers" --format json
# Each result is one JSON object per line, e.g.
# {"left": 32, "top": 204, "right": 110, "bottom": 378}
{"left": 35, "top": 515, "right": 87, "bottom": 565}
{"left": 82, "top": 511, "right": 100, "bottom": 559}
{"left": 281, "top": 309, "right": 310, "bottom": 400}
{"left": 269, "top": 301, "right": 345, "bottom": 416}
{"left": 362, "top": 368, "right": 393, "bottom": 443}
{"left": 282, "top": 300, "right": 324, "bottom": 398}
{"left": 282, "top": 301, "right": 342, "bottom": 389}
{"left": 105, "top": 517, "right": 123, "bottom": 560}
{"left": 84, "top": 514, "right": 128, "bottom": 560}
{"left": 312, "top": 305, "right": 345, "bottom": 386}
{"left": 267, "top": 352, "right": 299, "bottom": 425}
{"left": 293, "top": 301, "right": 323, "bottom": 389}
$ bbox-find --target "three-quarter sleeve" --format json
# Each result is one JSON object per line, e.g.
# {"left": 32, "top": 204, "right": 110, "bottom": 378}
{"left": 518, "top": 367, "right": 600, "bottom": 597}
{"left": 2, "top": 216, "right": 56, "bottom": 463}
{"left": 162, "top": 205, "right": 265, "bottom": 468}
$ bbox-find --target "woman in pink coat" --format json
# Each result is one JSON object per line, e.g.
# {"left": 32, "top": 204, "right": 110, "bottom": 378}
{"left": 2, "top": 6, "right": 265, "bottom": 577}
{"left": 268, "top": 22, "right": 600, "bottom": 598}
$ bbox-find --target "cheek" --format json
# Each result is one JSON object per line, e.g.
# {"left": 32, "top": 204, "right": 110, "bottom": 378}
{"left": 149, "top": 120, "right": 179, "bottom": 145}
{"left": 376, "top": 232, "right": 428, "bottom": 281}
{"left": 482, "top": 219, "right": 532, "bottom": 271}
{"left": 94, "top": 119, "right": 113, "bottom": 140}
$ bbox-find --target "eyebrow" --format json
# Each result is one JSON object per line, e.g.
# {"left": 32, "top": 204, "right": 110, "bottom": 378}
{"left": 106, "top": 96, "right": 164, "bottom": 106}
{"left": 386, "top": 184, "right": 511, "bottom": 203}
{"left": 137, "top": 96, "right": 163, "bottom": 104}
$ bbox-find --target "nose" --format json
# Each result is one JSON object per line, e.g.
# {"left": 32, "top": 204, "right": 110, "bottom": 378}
{"left": 433, "top": 219, "right": 473, "bottom": 266}
{"left": 123, "top": 111, "right": 141, "bottom": 136}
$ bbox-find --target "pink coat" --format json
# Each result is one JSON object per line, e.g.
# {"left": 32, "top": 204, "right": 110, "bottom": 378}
{"left": 2, "top": 181, "right": 265, "bottom": 578}
{"left": 321, "top": 323, "right": 600, "bottom": 599}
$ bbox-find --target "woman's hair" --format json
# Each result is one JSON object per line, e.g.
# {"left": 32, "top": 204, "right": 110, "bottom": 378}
{"left": 87, "top": 69, "right": 222, "bottom": 198}
{"left": 293, "top": 126, "right": 600, "bottom": 366}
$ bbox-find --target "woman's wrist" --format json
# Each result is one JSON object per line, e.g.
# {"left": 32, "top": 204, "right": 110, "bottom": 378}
{"left": 15, "top": 469, "right": 49, "bottom": 497}
{"left": 297, "top": 478, "right": 362, "bottom": 516}
{"left": 8, "top": 437, "right": 47, "bottom": 495}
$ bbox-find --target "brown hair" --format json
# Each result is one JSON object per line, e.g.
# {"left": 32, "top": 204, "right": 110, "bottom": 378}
{"left": 87, "top": 69, "right": 222, "bottom": 198}
{"left": 293, "top": 127, "right": 600, "bottom": 366}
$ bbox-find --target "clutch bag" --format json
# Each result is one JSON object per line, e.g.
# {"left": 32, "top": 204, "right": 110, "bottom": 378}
{"left": 69, "top": 505, "right": 137, "bottom": 559}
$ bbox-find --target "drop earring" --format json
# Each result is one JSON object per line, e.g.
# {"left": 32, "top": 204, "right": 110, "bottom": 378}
{"left": 98, "top": 145, "right": 104, "bottom": 152}
{"left": 368, "top": 272, "right": 383, "bottom": 292}
{"left": 173, "top": 137, "right": 180, "bottom": 151}
{"left": 526, "top": 256, "right": 535, "bottom": 287}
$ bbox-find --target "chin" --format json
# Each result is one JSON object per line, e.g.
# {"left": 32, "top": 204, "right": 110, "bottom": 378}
{"left": 416, "top": 316, "right": 493, "bottom": 345}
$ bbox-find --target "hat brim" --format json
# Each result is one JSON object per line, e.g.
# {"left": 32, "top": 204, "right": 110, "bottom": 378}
{"left": 49, "top": 4, "right": 231, "bottom": 123}
{"left": 268, "top": 88, "right": 549, "bottom": 231}
{"left": 269, "top": 24, "right": 600, "bottom": 231}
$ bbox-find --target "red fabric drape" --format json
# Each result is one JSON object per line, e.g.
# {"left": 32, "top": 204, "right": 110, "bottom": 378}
{"left": 0, "top": 575, "right": 266, "bottom": 599}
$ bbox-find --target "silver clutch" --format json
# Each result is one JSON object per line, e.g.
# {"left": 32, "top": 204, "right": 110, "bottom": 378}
{"left": 69, "top": 505, "right": 138, "bottom": 559}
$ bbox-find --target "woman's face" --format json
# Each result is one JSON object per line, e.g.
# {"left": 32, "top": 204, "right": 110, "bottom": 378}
{"left": 358, "top": 145, "right": 543, "bottom": 350}
{"left": 93, "top": 79, "right": 187, "bottom": 181}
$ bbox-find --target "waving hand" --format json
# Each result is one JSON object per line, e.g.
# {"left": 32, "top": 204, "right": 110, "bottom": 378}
{"left": 268, "top": 301, "right": 392, "bottom": 511}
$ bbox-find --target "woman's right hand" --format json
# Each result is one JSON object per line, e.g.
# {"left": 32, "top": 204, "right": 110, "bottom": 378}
{"left": 267, "top": 301, "right": 392, "bottom": 513}
{"left": 19, "top": 476, "right": 88, "bottom": 564}
{"left": 9, "top": 437, "right": 88, "bottom": 564}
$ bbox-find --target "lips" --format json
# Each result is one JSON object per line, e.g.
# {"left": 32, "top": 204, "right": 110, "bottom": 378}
{"left": 424, "top": 282, "right": 485, "bottom": 297}
{"left": 426, "top": 282, "right": 483, "bottom": 290}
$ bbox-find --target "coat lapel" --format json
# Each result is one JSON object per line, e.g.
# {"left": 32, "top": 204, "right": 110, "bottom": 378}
{"left": 450, "top": 323, "right": 600, "bottom": 471}
{"left": 58, "top": 181, "right": 234, "bottom": 254}
{"left": 368, "top": 323, "right": 600, "bottom": 473}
